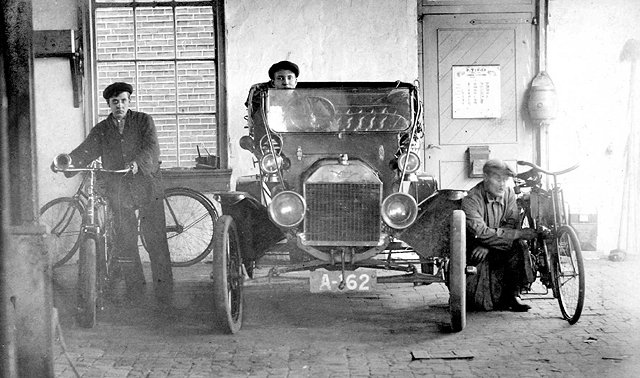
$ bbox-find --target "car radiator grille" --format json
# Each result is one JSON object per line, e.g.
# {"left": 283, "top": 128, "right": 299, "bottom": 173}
{"left": 304, "top": 182, "right": 381, "bottom": 243}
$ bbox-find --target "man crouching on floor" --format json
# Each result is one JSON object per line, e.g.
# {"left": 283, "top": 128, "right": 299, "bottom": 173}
{"left": 462, "top": 159, "right": 537, "bottom": 312}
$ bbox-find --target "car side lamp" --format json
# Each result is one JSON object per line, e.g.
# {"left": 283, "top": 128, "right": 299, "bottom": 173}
{"left": 397, "top": 151, "right": 420, "bottom": 182}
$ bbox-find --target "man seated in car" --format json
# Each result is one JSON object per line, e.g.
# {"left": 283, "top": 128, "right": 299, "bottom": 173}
{"left": 245, "top": 60, "right": 334, "bottom": 133}
{"left": 461, "top": 159, "right": 537, "bottom": 312}
{"left": 246, "top": 60, "right": 299, "bottom": 119}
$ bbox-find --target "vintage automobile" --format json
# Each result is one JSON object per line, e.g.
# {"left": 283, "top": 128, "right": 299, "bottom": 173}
{"left": 211, "top": 81, "right": 469, "bottom": 334}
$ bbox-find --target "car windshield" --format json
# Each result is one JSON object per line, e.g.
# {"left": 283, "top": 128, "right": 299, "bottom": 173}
{"left": 265, "top": 86, "right": 413, "bottom": 133}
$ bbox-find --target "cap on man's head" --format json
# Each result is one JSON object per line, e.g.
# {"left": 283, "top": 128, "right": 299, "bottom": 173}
{"left": 268, "top": 60, "right": 299, "bottom": 79}
{"left": 483, "top": 159, "right": 515, "bottom": 177}
{"left": 103, "top": 82, "right": 133, "bottom": 100}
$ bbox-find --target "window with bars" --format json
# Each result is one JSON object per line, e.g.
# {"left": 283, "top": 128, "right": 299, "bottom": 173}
{"left": 93, "top": 0, "right": 221, "bottom": 168}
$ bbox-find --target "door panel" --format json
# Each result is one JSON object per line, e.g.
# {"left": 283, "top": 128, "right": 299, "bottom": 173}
{"left": 421, "top": 13, "right": 535, "bottom": 190}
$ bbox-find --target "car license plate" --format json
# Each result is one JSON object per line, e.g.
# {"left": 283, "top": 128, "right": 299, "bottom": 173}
{"left": 309, "top": 270, "right": 377, "bottom": 293}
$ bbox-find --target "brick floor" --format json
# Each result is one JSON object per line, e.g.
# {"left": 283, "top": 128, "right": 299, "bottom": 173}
{"left": 52, "top": 253, "right": 640, "bottom": 377}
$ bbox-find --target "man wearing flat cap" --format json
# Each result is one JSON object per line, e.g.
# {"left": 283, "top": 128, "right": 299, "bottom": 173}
{"left": 461, "top": 159, "right": 537, "bottom": 312}
{"left": 245, "top": 60, "right": 300, "bottom": 112}
{"left": 244, "top": 60, "right": 301, "bottom": 149}
{"left": 268, "top": 60, "right": 299, "bottom": 89}
{"left": 61, "top": 81, "right": 173, "bottom": 304}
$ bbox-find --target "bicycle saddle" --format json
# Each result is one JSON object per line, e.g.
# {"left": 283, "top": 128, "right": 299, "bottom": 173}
{"left": 515, "top": 169, "right": 541, "bottom": 187}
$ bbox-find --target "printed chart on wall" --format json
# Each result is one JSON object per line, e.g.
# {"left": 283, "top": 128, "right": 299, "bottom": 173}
{"left": 451, "top": 65, "right": 501, "bottom": 119}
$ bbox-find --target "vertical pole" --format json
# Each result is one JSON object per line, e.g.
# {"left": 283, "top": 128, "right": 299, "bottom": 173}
{"left": 3, "top": 0, "right": 38, "bottom": 225}
{"left": 536, "top": 0, "right": 550, "bottom": 169}
{"left": 2, "top": 1, "right": 54, "bottom": 376}
{"left": 617, "top": 48, "right": 638, "bottom": 253}
{"left": 0, "top": 20, "right": 19, "bottom": 378}
{"left": 215, "top": 0, "right": 228, "bottom": 169}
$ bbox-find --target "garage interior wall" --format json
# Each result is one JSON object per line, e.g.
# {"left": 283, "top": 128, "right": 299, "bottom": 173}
{"left": 34, "top": 0, "right": 418, "bottom": 207}
{"left": 546, "top": 0, "right": 640, "bottom": 254}
{"left": 30, "top": 0, "right": 639, "bottom": 255}
{"left": 225, "top": 0, "right": 419, "bottom": 182}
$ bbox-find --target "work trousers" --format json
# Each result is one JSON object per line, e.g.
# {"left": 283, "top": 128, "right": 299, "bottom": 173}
{"left": 110, "top": 192, "right": 173, "bottom": 296}
{"left": 466, "top": 241, "right": 531, "bottom": 311}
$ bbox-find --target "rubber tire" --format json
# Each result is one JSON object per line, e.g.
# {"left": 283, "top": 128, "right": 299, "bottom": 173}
{"left": 554, "top": 225, "right": 585, "bottom": 324}
{"left": 211, "top": 215, "right": 244, "bottom": 334}
{"left": 449, "top": 210, "right": 466, "bottom": 332}
{"left": 39, "top": 197, "right": 84, "bottom": 268}
{"left": 143, "top": 187, "right": 218, "bottom": 267}
{"left": 77, "top": 237, "right": 97, "bottom": 328}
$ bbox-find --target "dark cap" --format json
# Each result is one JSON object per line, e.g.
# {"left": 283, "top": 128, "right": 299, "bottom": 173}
{"left": 483, "top": 159, "right": 515, "bottom": 177}
{"left": 268, "top": 60, "right": 299, "bottom": 79}
{"left": 103, "top": 82, "right": 133, "bottom": 100}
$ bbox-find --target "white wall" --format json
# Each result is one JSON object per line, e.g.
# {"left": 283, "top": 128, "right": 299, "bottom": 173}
{"left": 32, "top": 0, "right": 635, "bottom": 253}
{"left": 547, "top": 0, "right": 640, "bottom": 253}
{"left": 225, "top": 0, "right": 419, "bottom": 182}
{"left": 33, "top": 0, "right": 419, "bottom": 202}
{"left": 31, "top": 0, "right": 418, "bottom": 263}
{"left": 33, "top": 0, "right": 85, "bottom": 206}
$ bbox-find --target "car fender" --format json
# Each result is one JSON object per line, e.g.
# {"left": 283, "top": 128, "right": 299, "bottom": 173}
{"left": 214, "top": 192, "right": 285, "bottom": 262}
{"left": 397, "top": 190, "right": 466, "bottom": 259}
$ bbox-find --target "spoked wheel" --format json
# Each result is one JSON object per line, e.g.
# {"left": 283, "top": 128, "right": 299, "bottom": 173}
{"left": 211, "top": 215, "right": 244, "bottom": 334}
{"left": 77, "top": 235, "right": 97, "bottom": 328}
{"left": 448, "top": 210, "right": 466, "bottom": 332}
{"left": 149, "top": 187, "right": 218, "bottom": 267}
{"left": 552, "top": 225, "right": 585, "bottom": 324}
{"left": 39, "top": 197, "right": 84, "bottom": 268}
{"left": 98, "top": 207, "right": 117, "bottom": 301}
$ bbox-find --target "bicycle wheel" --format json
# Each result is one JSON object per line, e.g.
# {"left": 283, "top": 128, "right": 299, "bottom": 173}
{"left": 553, "top": 225, "right": 585, "bottom": 324}
{"left": 39, "top": 197, "right": 85, "bottom": 268}
{"left": 97, "top": 204, "right": 117, "bottom": 300}
{"left": 77, "top": 236, "right": 97, "bottom": 328}
{"left": 211, "top": 215, "right": 244, "bottom": 334}
{"left": 162, "top": 187, "right": 218, "bottom": 267}
{"left": 448, "top": 210, "right": 466, "bottom": 332}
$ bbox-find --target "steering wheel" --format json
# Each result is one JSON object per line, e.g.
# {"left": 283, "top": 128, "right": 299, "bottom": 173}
{"left": 306, "top": 96, "right": 336, "bottom": 131}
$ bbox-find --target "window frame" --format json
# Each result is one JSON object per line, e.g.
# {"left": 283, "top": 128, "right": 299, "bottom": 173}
{"left": 84, "top": 0, "right": 228, "bottom": 169}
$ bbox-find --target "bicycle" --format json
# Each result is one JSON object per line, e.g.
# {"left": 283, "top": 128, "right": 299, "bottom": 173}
{"left": 48, "top": 155, "right": 132, "bottom": 327}
{"left": 40, "top": 164, "right": 218, "bottom": 269}
{"left": 514, "top": 160, "right": 585, "bottom": 324}
{"left": 45, "top": 155, "right": 218, "bottom": 327}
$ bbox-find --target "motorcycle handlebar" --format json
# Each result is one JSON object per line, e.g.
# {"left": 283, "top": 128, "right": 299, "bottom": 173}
{"left": 516, "top": 160, "right": 580, "bottom": 176}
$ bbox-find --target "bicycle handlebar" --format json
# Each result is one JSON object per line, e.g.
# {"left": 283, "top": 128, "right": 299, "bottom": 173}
{"left": 517, "top": 160, "right": 580, "bottom": 176}
{"left": 53, "top": 166, "right": 132, "bottom": 174}
{"left": 52, "top": 154, "right": 132, "bottom": 175}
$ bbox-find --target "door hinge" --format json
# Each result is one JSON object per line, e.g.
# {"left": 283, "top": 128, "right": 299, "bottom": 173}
{"left": 470, "top": 18, "right": 532, "bottom": 25}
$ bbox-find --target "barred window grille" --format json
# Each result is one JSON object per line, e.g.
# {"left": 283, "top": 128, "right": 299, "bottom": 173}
{"left": 94, "top": 0, "right": 220, "bottom": 167}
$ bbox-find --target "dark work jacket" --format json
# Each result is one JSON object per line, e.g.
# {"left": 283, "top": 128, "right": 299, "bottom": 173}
{"left": 69, "top": 110, "right": 163, "bottom": 208}
{"left": 461, "top": 181, "right": 520, "bottom": 252}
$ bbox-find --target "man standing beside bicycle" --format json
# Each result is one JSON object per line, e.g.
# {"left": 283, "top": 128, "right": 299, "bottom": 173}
{"left": 462, "top": 159, "right": 537, "bottom": 312}
{"left": 55, "top": 82, "right": 173, "bottom": 305}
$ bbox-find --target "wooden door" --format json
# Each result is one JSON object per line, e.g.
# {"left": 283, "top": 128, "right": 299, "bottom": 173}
{"left": 421, "top": 13, "right": 536, "bottom": 189}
